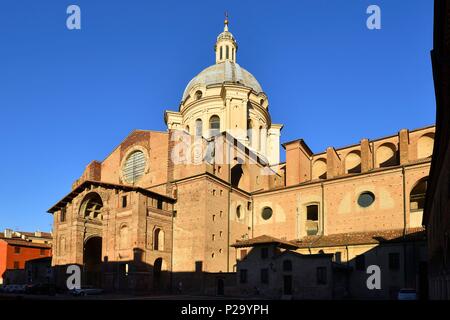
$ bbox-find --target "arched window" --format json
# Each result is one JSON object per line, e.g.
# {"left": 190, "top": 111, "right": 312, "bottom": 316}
{"left": 195, "top": 90, "right": 202, "bottom": 100}
{"left": 123, "top": 150, "right": 146, "bottom": 183}
{"left": 220, "top": 46, "right": 223, "bottom": 60}
{"left": 209, "top": 115, "right": 220, "bottom": 136}
{"left": 376, "top": 143, "right": 398, "bottom": 168}
{"left": 236, "top": 205, "right": 242, "bottom": 220}
{"left": 410, "top": 178, "right": 428, "bottom": 212}
{"left": 226, "top": 46, "right": 229, "bottom": 59}
{"left": 154, "top": 228, "right": 165, "bottom": 251}
{"left": 185, "top": 125, "right": 189, "bottom": 134}
{"left": 312, "top": 159, "right": 327, "bottom": 180}
{"left": 306, "top": 204, "right": 319, "bottom": 235}
{"left": 119, "top": 224, "right": 129, "bottom": 250}
{"left": 195, "top": 119, "right": 202, "bottom": 137}
{"left": 79, "top": 192, "right": 103, "bottom": 220}
{"left": 247, "top": 119, "right": 253, "bottom": 147}
{"left": 345, "top": 151, "right": 361, "bottom": 174}
{"left": 417, "top": 133, "right": 434, "bottom": 159}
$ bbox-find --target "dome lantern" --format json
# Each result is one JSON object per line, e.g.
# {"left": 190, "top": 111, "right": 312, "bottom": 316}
{"left": 215, "top": 13, "right": 237, "bottom": 64}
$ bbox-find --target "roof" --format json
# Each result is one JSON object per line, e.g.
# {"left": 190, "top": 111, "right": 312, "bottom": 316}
{"left": 182, "top": 60, "right": 263, "bottom": 101}
{"left": 16, "top": 231, "right": 52, "bottom": 239}
{"left": 232, "top": 235, "right": 299, "bottom": 250}
{"left": 294, "top": 227, "right": 426, "bottom": 248}
{"left": 0, "top": 237, "right": 52, "bottom": 249}
{"left": 48, "top": 180, "right": 176, "bottom": 213}
{"left": 25, "top": 256, "right": 52, "bottom": 264}
{"left": 281, "top": 139, "right": 313, "bottom": 156}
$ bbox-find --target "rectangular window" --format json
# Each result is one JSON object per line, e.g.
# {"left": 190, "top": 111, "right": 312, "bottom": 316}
{"left": 334, "top": 252, "right": 342, "bottom": 263}
{"left": 355, "top": 254, "right": 366, "bottom": 271}
{"left": 261, "top": 247, "right": 269, "bottom": 259}
{"left": 317, "top": 267, "right": 327, "bottom": 285}
{"left": 122, "top": 195, "right": 127, "bottom": 208}
{"left": 13, "top": 261, "right": 20, "bottom": 269}
{"left": 389, "top": 252, "right": 400, "bottom": 270}
{"left": 157, "top": 199, "right": 163, "bottom": 210}
{"left": 60, "top": 208, "right": 66, "bottom": 222}
{"left": 260, "top": 268, "right": 269, "bottom": 284}
{"left": 14, "top": 246, "right": 20, "bottom": 254}
{"left": 240, "top": 269, "right": 248, "bottom": 284}
{"left": 306, "top": 204, "right": 319, "bottom": 221}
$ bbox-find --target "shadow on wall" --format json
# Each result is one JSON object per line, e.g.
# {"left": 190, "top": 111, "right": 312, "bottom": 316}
{"left": 51, "top": 249, "right": 236, "bottom": 297}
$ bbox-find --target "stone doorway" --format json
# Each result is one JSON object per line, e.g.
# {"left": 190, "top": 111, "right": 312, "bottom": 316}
{"left": 83, "top": 236, "right": 102, "bottom": 287}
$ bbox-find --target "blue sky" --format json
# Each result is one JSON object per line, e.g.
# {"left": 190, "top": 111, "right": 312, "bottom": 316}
{"left": 0, "top": 1, "right": 435, "bottom": 231}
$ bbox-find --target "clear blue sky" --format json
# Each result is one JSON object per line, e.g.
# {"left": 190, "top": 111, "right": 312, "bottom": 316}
{"left": 0, "top": 1, "right": 435, "bottom": 232}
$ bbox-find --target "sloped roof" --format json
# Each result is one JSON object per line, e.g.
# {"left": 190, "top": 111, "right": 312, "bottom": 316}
{"left": 294, "top": 227, "right": 426, "bottom": 248}
{"left": 232, "top": 235, "right": 299, "bottom": 249}
{"left": 0, "top": 237, "right": 51, "bottom": 249}
{"left": 48, "top": 180, "right": 176, "bottom": 213}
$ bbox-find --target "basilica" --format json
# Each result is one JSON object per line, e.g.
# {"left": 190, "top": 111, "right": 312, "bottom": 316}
{"left": 48, "top": 18, "right": 434, "bottom": 299}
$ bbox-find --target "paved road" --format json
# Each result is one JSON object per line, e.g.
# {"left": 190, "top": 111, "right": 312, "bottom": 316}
{"left": 0, "top": 293, "right": 250, "bottom": 300}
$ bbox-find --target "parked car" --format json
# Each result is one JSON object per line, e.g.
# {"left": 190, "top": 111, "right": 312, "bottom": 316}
{"left": 398, "top": 288, "right": 417, "bottom": 300}
{"left": 70, "top": 286, "right": 103, "bottom": 296}
{"left": 25, "top": 283, "right": 56, "bottom": 295}
{"left": 3, "top": 284, "right": 26, "bottom": 294}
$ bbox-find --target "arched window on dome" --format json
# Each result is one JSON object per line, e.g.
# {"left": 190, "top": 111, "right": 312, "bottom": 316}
{"left": 195, "top": 119, "right": 203, "bottom": 137}
{"left": 220, "top": 46, "right": 223, "bottom": 60}
{"left": 226, "top": 46, "right": 229, "bottom": 60}
{"left": 209, "top": 115, "right": 220, "bottom": 137}
{"left": 232, "top": 48, "right": 235, "bottom": 61}
{"left": 195, "top": 90, "right": 203, "bottom": 100}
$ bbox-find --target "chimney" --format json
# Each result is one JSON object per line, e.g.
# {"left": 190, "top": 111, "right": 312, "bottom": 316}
{"left": 4, "top": 229, "right": 12, "bottom": 238}
{"left": 283, "top": 139, "right": 313, "bottom": 186}
{"left": 326, "top": 147, "right": 342, "bottom": 179}
{"left": 399, "top": 129, "right": 410, "bottom": 164}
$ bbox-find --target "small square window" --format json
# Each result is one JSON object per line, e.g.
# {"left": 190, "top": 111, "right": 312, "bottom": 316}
{"left": 283, "top": 260, "right": 292, "bottom": 272}
{"left": 306, "top": 205, "right": 319, "bottom": 221}
{"left": 317, "top": 267, "right": 327, "bottom": 285}
{"left": 240, "top": 269, "right": 248, "bottom": 284}
{"left": 261, "top": 247, "right": 269, "bottom": 259}
{"left": 60, "top": 208, "right": 66, "bottom": 222}
{"left": 14, "top": 246, "right": 20, "bottom": 254}
{"left": 260, "top": 268, "right": 269, "bottom": 284}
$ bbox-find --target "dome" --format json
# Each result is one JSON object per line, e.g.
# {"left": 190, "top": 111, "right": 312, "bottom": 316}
{"left": 182, "top": 60, "right": 263, "bottom": 101}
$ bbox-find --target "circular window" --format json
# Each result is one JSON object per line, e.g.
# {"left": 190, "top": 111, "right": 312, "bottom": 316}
{"left": 261, "top": 207, "right": 273, "bottom": 220}
{"left": 358, "top": 192, "right": 375, "bottom": 208}
{"left": 236, "top": 205, "right": 242, "bottom": 219}
{"left": 123, "top": 150, "right": 146, "bottom": 183}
